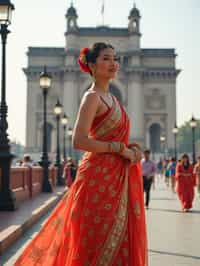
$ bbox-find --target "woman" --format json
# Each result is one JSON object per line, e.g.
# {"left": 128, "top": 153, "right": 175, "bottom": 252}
{"left": 15, "top": 43, "right": 148, "bottom": 266}
{"left": 63, "top": 158, "right": 77, "bottom": 187}
{"left": 175, "top": 154, "right": 196, "bottom": 212}
{"left": 194, "top": 156, "right": 200, "bottom": 197}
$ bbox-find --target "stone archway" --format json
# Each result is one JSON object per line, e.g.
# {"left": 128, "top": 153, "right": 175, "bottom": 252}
{"left": 149, "top": 123, "right": 161, "bottom": 153}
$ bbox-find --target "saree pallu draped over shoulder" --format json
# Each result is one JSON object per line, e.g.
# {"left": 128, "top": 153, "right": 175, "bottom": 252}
{"left": 15, "top": 96, "right": 148, "bottom": 266}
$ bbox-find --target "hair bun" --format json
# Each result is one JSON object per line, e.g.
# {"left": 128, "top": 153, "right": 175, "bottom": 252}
{"left": 78, "top": 47, "right": 91, "bottom": 73}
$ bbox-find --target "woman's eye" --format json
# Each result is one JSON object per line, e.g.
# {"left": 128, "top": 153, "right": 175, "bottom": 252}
{"left": 114, "top": 57, "right": 120, "bottom": 62}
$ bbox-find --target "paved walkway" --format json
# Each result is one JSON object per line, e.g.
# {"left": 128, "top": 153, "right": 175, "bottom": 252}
{"left": 147, "top": 178, "right": 200, "bottom": 266}
{"left": 0, "top": 178, "right": 200, "bottom": 266}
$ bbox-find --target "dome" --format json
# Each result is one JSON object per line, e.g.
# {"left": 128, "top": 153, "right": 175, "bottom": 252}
{"left": 66, "top": 4, "right": 78, "bottom": 17}
{"left": 129, "top": 4, "right": 140, "bottom": 18}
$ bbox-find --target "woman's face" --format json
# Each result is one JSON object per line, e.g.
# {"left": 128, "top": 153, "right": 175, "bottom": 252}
{"left": 182, "top": 157, "right": 188, "bottom": 164}
{"left": 91, "top": 48, "right": 119, "bottom": 80}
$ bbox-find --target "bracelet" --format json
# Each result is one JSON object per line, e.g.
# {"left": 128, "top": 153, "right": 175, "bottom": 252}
{"left": 108, "top": 142, "right": 126, "bottom": 154}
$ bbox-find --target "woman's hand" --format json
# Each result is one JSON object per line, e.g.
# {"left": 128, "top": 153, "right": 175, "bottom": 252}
{"left": 121, "top": 147, "right": 142, "bottom": 163}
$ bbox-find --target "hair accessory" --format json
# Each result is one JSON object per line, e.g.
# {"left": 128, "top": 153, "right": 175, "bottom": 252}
{"left": 78, "top": 47, "right": 90, "bottom": 73}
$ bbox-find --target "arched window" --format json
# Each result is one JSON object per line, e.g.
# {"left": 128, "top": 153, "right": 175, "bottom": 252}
{"left": 149, "top": 123, "right": 161, "bottom": 153}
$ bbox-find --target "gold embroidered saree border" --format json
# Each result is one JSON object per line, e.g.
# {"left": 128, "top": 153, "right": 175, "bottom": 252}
{"left": 96, "top": 166, "right": 129, "bottom": 266}
{"left": 92, "top": 97, "right": 122, "bottom": 139}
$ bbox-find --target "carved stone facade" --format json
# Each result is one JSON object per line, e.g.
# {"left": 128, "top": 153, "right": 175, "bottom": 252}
{"left": 24, "top": 4, "right": 180, "bottom": 157}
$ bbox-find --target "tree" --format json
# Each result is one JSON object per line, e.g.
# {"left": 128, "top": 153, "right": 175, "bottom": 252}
{"left": 177, "top": 120, "right": 200, "bottom": 154}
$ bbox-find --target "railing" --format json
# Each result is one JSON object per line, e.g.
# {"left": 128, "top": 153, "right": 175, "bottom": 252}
{"left": 0, "top": 166, "right": 58, "bottom": 203}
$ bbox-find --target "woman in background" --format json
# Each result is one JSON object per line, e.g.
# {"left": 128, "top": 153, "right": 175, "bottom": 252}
{"left": 175, "top": 154, "right": 196, "bottom": 212}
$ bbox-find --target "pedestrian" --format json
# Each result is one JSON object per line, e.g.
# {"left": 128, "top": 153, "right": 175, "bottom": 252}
{"left": 164, "top": 159, "right": 170, "bottom": 187}
{"left": 168, "top": 157, "right": 177, "bottom": 193}
{"left": 21, "top": 154, "right": 33, "bottom": 168}
{"left": 194, "top": 156, "right": 200, "bottom": 197}
{"left": 63, "top": 157, "right": 77, "bottom": 187}
{"left": 157, "top": 157, "right": 163, "bottom": 179}
{"left": 175, "top": 154, "right": 196, "bottom": 212}
{"left": 142, "top": 149, "right": 156, "bottom": 209}
{"left": 15, "top": 42, "right": 148, "bottom": 265}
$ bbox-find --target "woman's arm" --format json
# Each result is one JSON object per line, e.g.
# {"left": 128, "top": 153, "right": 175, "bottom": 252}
{"left": 73, "top": 91, "right": 110, "bottom": 153}
{"left": 72, "top": 91, "right": 138, "bottom": 162}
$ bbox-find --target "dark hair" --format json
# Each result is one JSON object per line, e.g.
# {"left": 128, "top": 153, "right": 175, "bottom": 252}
{"left": 144, "top": 149, "right": 151, "bottom": 154}
{"left": 86, "top": 42, "right": 114, "bottom": 64}
{"left": 181, "top": 153, "right": 190, "bottom": 168}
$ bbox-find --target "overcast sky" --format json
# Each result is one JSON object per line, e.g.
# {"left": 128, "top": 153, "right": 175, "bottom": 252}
{"left": 2, "top": 0, "right": 200, "bottom": 145}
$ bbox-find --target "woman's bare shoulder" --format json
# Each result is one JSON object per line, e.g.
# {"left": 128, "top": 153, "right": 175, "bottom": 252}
{"left": 81, "top": 90, "right": 100, "bottom": 106}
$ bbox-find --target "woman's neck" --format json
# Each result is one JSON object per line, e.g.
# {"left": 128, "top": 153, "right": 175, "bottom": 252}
{"left": 93, "top": 79, "right": 110, "bottom": 94}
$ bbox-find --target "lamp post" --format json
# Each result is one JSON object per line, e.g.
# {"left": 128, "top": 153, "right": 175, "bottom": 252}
{"left": 172, "top": 123, "right": 178, "bottom": 160}
{"left": 190, "top": 115, "right": 197, "bottom": 165}
{"left": 160, "top": 135, "right": 166, "bottom": 158}
{"left": 68, "top": 127, "right": 73, "bottom": 157}
{"left": 61, "top": 113, "right": 68, "bottom": 161}
{"left": 54, "top": 100, "right": 63, "bottom": 186}
{"left": 39, "top": 66, "right": 52, "bottom": 192}
{"left": 0, "top": 0, "right": 17, "bottom": 211}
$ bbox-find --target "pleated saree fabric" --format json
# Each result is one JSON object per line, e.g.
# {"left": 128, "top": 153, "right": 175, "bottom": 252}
{"left": 15, "top": 96, "right": 148, "bottom": 266}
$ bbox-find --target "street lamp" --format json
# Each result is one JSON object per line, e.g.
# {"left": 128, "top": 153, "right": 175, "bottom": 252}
{"left": 160, "top": 135, "right": 166, "bottom": 158}
{"left": 190, "top": 115, "right": 197, "bottom": 165}
{"left": 0, "top": 0, "right": 16, "bottom": 211}
{"left": 61, "top": 113, "right": 68, "bottom": 161}
{"left": 39, "top": 66, "right": 52, "bottom": 192}
{"left": 68, "top": 127, "right": 73, "bottom": 157}
{"left": 54, "top": 100, "right": 63, "bottom": 186}
{"left": 172, "top": 123, "right": 178, "bottom": 160}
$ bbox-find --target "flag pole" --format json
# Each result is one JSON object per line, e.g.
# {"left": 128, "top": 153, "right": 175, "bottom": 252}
{"left": 101, "top": 0, "right": 105, "bottom": 25}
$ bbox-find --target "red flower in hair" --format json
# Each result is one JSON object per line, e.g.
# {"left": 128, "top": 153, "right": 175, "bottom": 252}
{"left": 78, "top": 48, "right": 90, "bottom": 73}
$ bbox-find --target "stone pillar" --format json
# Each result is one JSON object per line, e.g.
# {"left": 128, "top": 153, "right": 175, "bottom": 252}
{"left": 127, "top": 74, "right": 144, "bottom": 145}
{"left": 26, "top": 79, "right": 38, "bottom": 151}
{"left": 63, "top": 71, "right": 78, "bottom": 127}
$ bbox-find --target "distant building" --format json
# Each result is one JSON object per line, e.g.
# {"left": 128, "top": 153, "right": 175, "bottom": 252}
{"left": 24, "top": 3, "right": 180, "bottom": 156}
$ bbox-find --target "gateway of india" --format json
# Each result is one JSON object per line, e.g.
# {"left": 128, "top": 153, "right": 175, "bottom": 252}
{"left": 24, "top": 3, "right": 180, "bottom": 158}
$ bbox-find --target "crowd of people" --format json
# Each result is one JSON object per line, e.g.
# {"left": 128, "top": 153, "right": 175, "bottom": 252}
{"left": 141, "top": 150, "right": 199, "bottom": 212}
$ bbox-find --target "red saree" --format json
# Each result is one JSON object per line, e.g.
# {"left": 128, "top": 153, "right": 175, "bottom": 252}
{"left": 175, "top": 163, "right": 195, "bottom": 210}
{"left": 15, "top": 96, "right": 148, "bottom": 266}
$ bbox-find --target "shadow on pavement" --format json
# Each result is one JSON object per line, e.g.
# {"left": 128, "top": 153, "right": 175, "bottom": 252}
{"left": 149, "top": 208, "right": 200, "bottom": 214}
{"left": 149, "top": 249, "right": 200, "bottom": 260}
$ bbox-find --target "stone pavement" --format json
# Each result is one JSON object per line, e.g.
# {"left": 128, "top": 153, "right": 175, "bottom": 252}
{"left": 147, "top": 178, "right": 200, "bottom": 266}
{"left": 0, "top": 186, "right": 67, "bottom": 256}
{"left": 0, "top": 178, "right": 200, "bottom": 266}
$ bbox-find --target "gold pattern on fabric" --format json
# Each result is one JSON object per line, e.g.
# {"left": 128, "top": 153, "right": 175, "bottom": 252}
{"left": 110, "top": 190, "right": 117, "bottom": 198}
{"left": 94, "top": 216, "right": 101, "bottom": 224}
{"left": 51, "top": 216, "right": 63, "bottom": 232}
{"left": 102, "top": 167, "right": 108, "bottom": 173}
{"left": 104, "top": 203, "right": 112, "bottom": 210}
{"left": 49, "top": 242, "right": 60, "bottom": 257}
{"left": 89, "top": 179, "right": 96, "bottom": 186}
{"left": 100, "top": 223, "right": 109, "bottom": 235}
{"left": 104, "top": 175, "right": 111, "bottom": 181}
{"left": 29, "top": 245, "right": 45, "bottom": 262}
{"left": 84, "top": 208, "right": 90, "bottom": 217}
{"left": 93, "top": 98, "right": 122, "bottom": 138}
{"left": 95, "top": 166, "right": 101, "bottom": 173}
{"left": 92, "top": 193, "right": 100, "bottom": 203}
{"left": 133, "top": 201, "right": 141, "bottom": 219}
{"left": 96, "top": 167, "right": 129, "bottom": 266}
{"left": 99, "top": 185, "right": 106, "bottom": 193}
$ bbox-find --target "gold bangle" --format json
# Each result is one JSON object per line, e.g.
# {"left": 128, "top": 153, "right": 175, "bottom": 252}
{"left": 118, "top": 142, "right": 126, "bottom": 154}
{"left": 108, "top": 142, "right": 126, "bottom": 154}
